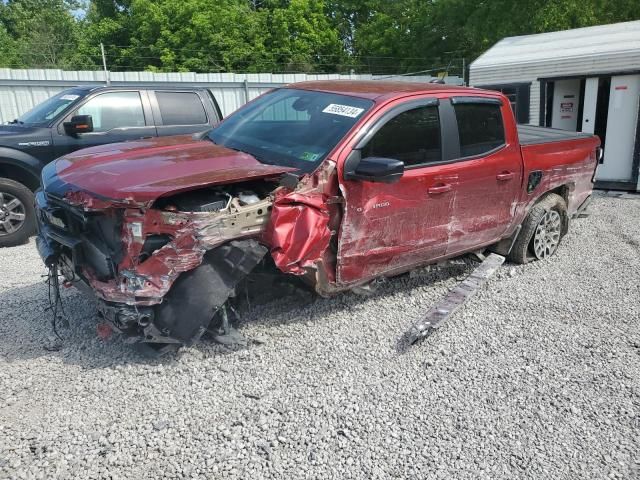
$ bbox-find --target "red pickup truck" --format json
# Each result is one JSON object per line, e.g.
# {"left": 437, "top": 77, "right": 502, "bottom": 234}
{"left": 35, "top": 81, "right": 600, "bottom": 349}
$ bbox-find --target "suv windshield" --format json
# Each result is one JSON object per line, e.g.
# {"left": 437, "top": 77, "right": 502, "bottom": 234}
{"left": 17, "top": 88, "right": 86, "bottom": 125}
{"left": 209, "top": 88, "right": 373, "bottom": 173}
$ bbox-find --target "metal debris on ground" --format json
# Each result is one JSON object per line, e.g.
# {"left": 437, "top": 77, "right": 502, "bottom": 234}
{"left": 405, "top": 253, "right": 506, "bottom": 345}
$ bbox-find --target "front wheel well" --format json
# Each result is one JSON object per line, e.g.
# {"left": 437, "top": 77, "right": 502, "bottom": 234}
{"left": 0, "top": 162, "right": 40, "bottom": 191}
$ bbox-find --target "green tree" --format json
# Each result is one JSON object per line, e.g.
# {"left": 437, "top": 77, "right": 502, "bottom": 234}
{"left": 1, "top": 0, "right": 82, "bottom": 69}
{"left": 0, "top": 1, "right": 20, "bottom": 68}
{"left": 256, "top": 0, "right": 347, "bottom": 72}
{"left": 77, "top": 0, "right": 346, "bottom": 73}
{"left": 2, "top": 0, "right": 640, "bottom": 74}
{"left": 349, "top": 0, "right": 640, "bottom": 75}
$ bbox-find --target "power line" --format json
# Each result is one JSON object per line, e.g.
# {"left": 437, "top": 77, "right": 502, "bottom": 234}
{"left": 16, "top": 41, "right": 461, "bottom": 63}
{"left": 103, "top": 46, "right": 455, "bottom": 62}
{"left": 1, "top": 43, "right": 464, "bottom": 76}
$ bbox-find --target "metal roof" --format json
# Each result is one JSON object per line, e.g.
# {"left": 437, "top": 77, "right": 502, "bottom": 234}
{"left": 471, "top": 20, "right": 640, "bottom": 70}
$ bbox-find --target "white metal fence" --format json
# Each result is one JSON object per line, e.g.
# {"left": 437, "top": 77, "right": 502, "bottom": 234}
{"left": 0, "top": 68, "right": 463, "bottom": 123}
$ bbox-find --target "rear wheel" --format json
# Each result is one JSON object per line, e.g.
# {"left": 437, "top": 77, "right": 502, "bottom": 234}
{"left": 532, "top": 209, "right": 562, "bottom": 259}
{"left": 0, "top": 178, "right": 36, "bottom": 248}
{"left": 508, "top": 193, "right": 568, "bottom": 264}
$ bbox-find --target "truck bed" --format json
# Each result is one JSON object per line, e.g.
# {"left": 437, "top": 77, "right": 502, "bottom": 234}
{"left": 518, "top": 124, "right": 599, "bottom": 219}
{"left": 517, "top": 124, "right": 593, "bottom": 145}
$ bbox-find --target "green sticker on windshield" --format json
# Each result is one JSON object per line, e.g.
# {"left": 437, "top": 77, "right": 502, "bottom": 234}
{"left": 300, "top": 152, "right": 321, "bottom": 162}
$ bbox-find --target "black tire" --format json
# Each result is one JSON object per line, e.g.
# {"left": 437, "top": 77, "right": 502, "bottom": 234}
{"left": 508, "top": 193, "right": 568, "bottom": 264}
{"left": 0, "top": 177, "right": 36, "bottom": 248}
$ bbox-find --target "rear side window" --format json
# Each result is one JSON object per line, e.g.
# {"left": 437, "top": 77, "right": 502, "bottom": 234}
{"left": 156, "top": 92, "right": 207, "bottom": 125}
{"left": 362, "top": 105, "right": 441, "bottom": 166}
{"left": 453, "top": 103, "right": 505, "bottom": 157}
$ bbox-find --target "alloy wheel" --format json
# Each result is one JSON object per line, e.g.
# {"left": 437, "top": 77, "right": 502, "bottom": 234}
{"left": 532, "top": 209, "right": 562, "bottom": 259}
{"left": 0, "top": 192, "right": 27, "bottom": 236}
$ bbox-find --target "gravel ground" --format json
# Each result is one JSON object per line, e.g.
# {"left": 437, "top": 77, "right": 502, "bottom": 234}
{"left": 1, "top": 194, "right": 639, "bottom": 480}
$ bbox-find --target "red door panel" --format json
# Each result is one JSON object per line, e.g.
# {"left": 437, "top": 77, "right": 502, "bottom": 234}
{"left": 337, "top": 168, "right": 454, "bottom": 284}
{"left": 444, "top": 99, "right": 523, "bottom": 255}
{"left": 335, "top": 91, "right": 523, "bottom": 286}
{"left": 445, "top": 145, "right": 522, "bottom": 255}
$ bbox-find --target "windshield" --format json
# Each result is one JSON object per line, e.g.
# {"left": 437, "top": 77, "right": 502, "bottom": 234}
{"left": 209, "top": 88, "right": 373, "bottom": 173}
{"left": 16, "top": 89, "right": 86, "bottom": 125}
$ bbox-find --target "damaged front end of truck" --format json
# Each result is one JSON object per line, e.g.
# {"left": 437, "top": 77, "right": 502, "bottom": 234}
{"left": 37, "top": 182, "right": 274, "bottom": 345}
{"left": 35, "top": 142, "right": 338, "bottom": 350}
{"left": 34, "top": 86, "right": 378, "bottom": 350}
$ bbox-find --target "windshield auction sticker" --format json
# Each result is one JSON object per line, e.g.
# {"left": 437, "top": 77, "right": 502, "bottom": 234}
{"left": 322, "top": 104, "right": 365, "bottom": 118}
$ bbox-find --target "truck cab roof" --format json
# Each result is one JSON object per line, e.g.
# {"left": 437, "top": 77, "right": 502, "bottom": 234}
{"left": 70, "top": 85, "right": 212, "bottom": 93}
{"left": 290, "top": 80, "right": 477, "bottom": 102}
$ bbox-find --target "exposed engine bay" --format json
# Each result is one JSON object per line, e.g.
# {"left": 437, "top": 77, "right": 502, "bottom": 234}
{"left": 37, "top": 181, "right": 286, "bottom": 346}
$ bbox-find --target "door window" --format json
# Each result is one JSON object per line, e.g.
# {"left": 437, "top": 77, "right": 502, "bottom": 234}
{"left": 362, "top": 106, "right": 441, "bottom": 166}
{"left": 156, "top": 92, "right": 208, "bottom": 125}
{"left": 453, "top": 103, "right": 505, "bottom": 157}
{"left": 77, "top": 91, "right": 146, "bottom": 132}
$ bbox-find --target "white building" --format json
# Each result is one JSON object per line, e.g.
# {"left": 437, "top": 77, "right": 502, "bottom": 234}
{"left": 470, "top": 21, "right": 640, "bottom": 191}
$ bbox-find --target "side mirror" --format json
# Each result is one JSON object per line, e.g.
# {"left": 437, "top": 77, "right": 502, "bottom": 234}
{"left": 344, "top": 151, "right": 404, "bottom": 183}
{"left": 63, "top": 115, "right": 93, "bottom": 136}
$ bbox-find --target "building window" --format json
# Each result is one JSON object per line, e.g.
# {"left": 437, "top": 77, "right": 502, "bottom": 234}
{"left": 480, "top": 83, "right": 531, "bottom": 124}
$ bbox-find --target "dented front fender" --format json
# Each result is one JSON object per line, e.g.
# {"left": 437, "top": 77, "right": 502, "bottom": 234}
{"left": 266, "top": 192, "right": 332, "bottom": 276}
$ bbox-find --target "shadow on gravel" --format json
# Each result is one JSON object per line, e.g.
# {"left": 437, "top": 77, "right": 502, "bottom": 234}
{"left": 0, "top": 262, "right": 471, "bottom": 367}
{"left": 239, "top": 260, "right": 474, "bottom": 328}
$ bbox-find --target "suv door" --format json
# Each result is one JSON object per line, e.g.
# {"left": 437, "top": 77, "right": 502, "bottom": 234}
{"left": 443, "top": 97, "right": 522, "bottom": 255}
{"left": 51, "top": 90, "right": 156, "bottom": 157}
{"left": 337, "top": 98, "right": 456, "bottom": 284}
{"left": 150, "top": 90, "right": 217, "bottom": 136}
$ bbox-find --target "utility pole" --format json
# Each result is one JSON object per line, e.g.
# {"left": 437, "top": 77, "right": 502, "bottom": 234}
{"left": 100, "top": 43, "right": 110, "bottom": 86}
{"left": 462, "top": 58, "right": 466, "bottom": 86}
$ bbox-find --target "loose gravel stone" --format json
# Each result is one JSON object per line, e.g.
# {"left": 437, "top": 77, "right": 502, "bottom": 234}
{"left": 0, "top": 195, "right": 639, "bottom": 479}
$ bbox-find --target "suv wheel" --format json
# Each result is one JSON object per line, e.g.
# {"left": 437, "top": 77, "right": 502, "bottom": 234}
{"left": 0, "top": 178, "right": 36, "bottom": 248}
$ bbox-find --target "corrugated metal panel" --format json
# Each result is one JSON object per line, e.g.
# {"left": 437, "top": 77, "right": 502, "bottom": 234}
{"left": 469, "top": 21, "right": 640, "bottom": 126}
{"left": 471, "top": 50, "right": 640, "bottom": 82}
{"left": 0, "top": 69, "right": 463, "bottom": 123}
{"left": 530, "top": 81, "right": 540, "bottom": 126}
{"left": 472, "top": 21, "right": 640, "bottom": 69}
{"left": 471, "top": 49, "right": 640, "bottom": 125}
{"left": 0, "top": 86, "right": 66, "bottom": 124}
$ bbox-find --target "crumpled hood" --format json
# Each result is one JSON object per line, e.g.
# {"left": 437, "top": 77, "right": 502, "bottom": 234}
{"left": 44, "top": 135, "right": 295, "bottom": 204}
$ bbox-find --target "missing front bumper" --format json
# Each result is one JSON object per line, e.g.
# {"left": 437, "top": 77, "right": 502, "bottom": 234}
{"left": 40, "top": 237, "right": 268, "bottom": 345}
{"left": 36, "top": 189, "right": 269, "bottom": 346}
